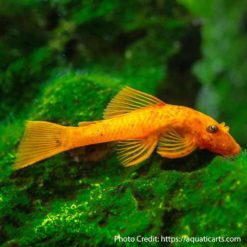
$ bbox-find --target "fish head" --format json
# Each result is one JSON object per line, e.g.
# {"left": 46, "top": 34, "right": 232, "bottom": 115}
{"left": 195, "top": 115, "right": 241, "bottom": 157}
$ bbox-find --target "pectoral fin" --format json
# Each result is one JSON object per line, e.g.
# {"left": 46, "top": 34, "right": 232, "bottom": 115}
{"left": 116, "top": 135, "right": 158, "bottom": 167}
{"left": 157, "top": 128, "right": 196, "bottom": 158}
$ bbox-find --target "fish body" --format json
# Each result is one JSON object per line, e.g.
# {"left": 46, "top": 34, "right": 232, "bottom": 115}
{"left": 14, "top": 87, "right": 241, "bottom": 169}
{"left": 71, "top": 105, "right": 168, "bottom": 145}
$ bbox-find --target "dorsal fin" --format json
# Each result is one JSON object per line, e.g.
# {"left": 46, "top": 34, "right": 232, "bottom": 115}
{"left": 103, "top": 87, "right": 165, "bottom": 119}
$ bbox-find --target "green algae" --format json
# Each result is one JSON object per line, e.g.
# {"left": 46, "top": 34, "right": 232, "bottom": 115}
{"left": 1, "top": 70, "right": 246, "bottom": 246}
{"left": 1, "top": 72, "right": 247, "bottom": 246}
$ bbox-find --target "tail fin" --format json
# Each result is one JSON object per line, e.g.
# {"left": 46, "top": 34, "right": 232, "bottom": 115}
{"left": 14, "top": 121, "right": 69, "bottom": 170}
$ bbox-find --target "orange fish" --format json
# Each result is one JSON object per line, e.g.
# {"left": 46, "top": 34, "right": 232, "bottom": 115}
{"left": 14, "top": 87, "right": 241, "bottom": 169}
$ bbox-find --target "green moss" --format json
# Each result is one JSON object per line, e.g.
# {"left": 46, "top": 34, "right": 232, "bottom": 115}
{"left": 1, "top": 55, "right": 247, "bottom": 247}
{"left": 7, "top": 150, "right": 247, "bottom": 246}
{"left": 1, "top": 71, "right": 247, "bottom": 246}
{"left": 30, "top": 71, "right": 123, "bottom": 124}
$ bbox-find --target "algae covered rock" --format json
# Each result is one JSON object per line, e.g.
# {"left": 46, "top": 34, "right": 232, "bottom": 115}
{"left": 0, "top": 72, "right": 247, "bottom": 246}
{"left": 30, "top": 72, "right": 122, "bottom": 124}
{"left": 1, "top": 71, "right": 247, "bottom": 246}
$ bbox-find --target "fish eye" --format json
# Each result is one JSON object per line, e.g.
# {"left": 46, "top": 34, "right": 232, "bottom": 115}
{"left": 207, "top": 125, "right": 218, "bottom": 133}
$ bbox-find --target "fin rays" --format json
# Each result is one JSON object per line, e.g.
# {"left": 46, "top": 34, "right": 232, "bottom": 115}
{"left": 104, "top": 87, "right": 165, "bottom": 119}
{"left": 14, "top": 121, "right": 69, "bottom": 170}
{"left": 157, "top": 128, "right": 196, "bottom": 158}
{"left": 116, "top": 135, "right": 158, "bottom": 167}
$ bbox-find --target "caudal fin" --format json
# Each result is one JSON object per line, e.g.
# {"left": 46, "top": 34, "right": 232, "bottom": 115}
{"left": 14, "top": 121, "right": 69, "bottom": 170}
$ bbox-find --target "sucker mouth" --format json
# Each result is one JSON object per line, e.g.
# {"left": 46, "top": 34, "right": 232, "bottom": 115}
{"left": 219, "top": 143, "right": 241, "bottom": 158}
{"left": 222, "top": 149, "right": 241, "bottom": 159}
{"left": 222, "top": 155, "right": 237, "bottom": 160}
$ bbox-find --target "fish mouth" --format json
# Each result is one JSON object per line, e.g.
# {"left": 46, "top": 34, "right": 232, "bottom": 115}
{"left": 222, "top": 145, "right": 241, "bottom": 159}
{"left": 218, "top": 146, "right": 240, "bottom": 159}
{"left": 222, "top": 154, "right": 238, "bottom": 161}
{"left": 232, "top": 144, "right": 241, "bottom": 156}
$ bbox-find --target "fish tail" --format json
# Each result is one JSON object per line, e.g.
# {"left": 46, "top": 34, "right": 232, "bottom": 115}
{"left": 14, "top": 121, "right": 70, "bottom": 170}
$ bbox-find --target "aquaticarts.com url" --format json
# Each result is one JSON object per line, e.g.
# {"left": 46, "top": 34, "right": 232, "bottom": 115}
{"left": 114, "top": 235, "right": 242, "bottom": 244}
